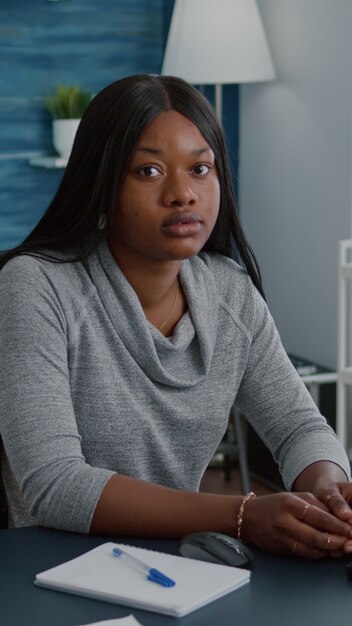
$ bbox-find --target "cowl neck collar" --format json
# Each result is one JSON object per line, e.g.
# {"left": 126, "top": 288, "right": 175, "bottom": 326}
{"left": 87, "top": 237, "right": 219, "bottom": 388}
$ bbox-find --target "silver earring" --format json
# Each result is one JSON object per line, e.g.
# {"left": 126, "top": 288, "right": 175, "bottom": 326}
{"left": 98, "top": 213, "right": 107, "bottom": 230}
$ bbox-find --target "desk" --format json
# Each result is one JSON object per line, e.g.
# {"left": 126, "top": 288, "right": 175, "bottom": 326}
{"left": 1, "top": 527, "right": 351, "bottom": 626}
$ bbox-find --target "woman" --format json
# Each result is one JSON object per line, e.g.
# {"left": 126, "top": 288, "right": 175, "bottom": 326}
{"left": 0, "top": 75, "right": 351, "bottom": 558}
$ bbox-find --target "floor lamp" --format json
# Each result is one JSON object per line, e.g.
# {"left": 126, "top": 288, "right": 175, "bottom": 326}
{"left": 161, "top": 0, "right": 275, "bottom": 123}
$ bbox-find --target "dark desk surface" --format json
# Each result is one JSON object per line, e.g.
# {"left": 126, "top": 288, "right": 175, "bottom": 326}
{"left": 1, "top": 527, "right": 352, "bottom": 626}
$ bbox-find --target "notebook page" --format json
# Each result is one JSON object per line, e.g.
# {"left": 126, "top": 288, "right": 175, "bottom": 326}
{"left": 35, "top": 542, "right": 250, "bottom": 617}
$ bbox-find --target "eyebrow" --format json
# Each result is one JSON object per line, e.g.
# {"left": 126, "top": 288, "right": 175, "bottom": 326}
{"left": 135, "top": 145, "right": 212, "bottom": 156}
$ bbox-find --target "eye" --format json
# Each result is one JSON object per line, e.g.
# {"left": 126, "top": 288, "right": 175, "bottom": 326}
{"left": 138, "top": 165, "right": 160, "bottom": 177}
{"left": 192, "top": 164, "right": 212, "bottom": 176}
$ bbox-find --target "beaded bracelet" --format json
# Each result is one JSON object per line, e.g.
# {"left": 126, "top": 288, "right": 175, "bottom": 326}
{"left": 236, "top": 491, "right": 256, "bottom": 541}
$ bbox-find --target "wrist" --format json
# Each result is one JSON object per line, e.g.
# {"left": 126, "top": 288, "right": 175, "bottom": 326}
{"left": 293, "top": 461, "right": 347, "bottom": 492}
{"left": 236, "top": 492, "right": 256, "bottom": 541}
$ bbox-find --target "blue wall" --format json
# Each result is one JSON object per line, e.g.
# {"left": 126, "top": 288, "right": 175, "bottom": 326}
{"left": 0, "top": 0, "right": 239, "bottom": 251}
{"left": 0, "top": 0, "right": 164, "bottom": 250}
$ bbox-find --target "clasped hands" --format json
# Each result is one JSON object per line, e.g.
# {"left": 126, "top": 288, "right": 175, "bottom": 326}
{"left": 242, "top": 482, "right": 352, "bottom": 559}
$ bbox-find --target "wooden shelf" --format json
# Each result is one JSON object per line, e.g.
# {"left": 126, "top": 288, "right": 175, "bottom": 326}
{"left": 29, "top": 156, "right": 67, "bottom": 169}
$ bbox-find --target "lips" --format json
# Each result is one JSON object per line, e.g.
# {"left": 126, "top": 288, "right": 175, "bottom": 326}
{"left": 161, "top": 211, "right": 204, "bottom": 238}
{"left": 162, "top": 211, "right": 203, "bottom": 228}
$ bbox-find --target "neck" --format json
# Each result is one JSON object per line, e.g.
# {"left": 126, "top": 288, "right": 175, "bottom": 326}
{"left": 107, "top": 238, "right": 188, "bottom": 335}
{"left": 107, "top": 237, "right": 182, "bottom": 308}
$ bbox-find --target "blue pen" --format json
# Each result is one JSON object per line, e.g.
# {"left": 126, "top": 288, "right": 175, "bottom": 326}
{"left": 112, "top": 546, "right": 176, "bottom": 588}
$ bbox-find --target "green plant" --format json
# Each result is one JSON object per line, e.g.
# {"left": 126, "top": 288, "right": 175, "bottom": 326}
{"left": 44, "top": 84, "right": 92, "bottom": 119}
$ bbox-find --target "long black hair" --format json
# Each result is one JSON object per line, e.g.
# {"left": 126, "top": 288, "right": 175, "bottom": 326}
{"left": 0, "top": 74, "right": 264, "bottom": 296}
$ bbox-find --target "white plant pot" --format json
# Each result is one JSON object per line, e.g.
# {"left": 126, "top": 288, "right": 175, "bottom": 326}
{"left": 52, "top": 118, "right": 81, "bottom": 160}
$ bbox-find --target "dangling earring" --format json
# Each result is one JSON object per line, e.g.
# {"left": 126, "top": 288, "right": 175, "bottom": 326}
{"left": 98, "top": 213, "right": 107, "bottom": 230}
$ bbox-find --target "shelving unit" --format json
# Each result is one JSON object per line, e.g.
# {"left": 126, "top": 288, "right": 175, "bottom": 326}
{"left": 337, "top": 239, "right": 352, "bottom": 450}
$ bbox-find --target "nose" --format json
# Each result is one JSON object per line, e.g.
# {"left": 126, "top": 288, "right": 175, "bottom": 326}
{"left": 162, "top": 172, "right": 198, "bottom": 207}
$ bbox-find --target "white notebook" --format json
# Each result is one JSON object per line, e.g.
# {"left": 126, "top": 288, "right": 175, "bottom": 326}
{"left": 35, "top": 542, "right": 250, "bottom": 617}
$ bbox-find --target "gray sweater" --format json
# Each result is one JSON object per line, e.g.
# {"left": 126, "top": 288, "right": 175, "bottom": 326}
{"left": 0, "top": 238, "right": 349, "bottom": 531}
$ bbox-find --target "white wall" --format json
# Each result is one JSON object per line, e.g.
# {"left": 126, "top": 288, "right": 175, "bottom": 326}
{"left": 240, "top": 0, "right": 352, "bottom": 369}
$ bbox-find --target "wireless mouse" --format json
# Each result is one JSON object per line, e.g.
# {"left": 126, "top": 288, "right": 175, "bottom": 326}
{"left": 178, "top": 532, "right": 254, "bottom": 568}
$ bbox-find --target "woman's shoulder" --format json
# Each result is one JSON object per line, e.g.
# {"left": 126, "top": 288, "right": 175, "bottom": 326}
{"left": 194, "top": 251, "right": 266, "bottom": 331}
{"left": 0, "top": 253, "right": 49, "bottom": 288}
{"left": 198, "top": 250, "right": 247, "bottom": 273}
{"left": 196, "top": 251, "right": 253, "bottom": 296}
{"left": 0, "top": 252, "right": 92, "bottom": 331}
{"left": 0, "top": 250, "right": 81, "bottom": 283}
{"left": 0, "top": 251, "right": 87, "bottom": 306}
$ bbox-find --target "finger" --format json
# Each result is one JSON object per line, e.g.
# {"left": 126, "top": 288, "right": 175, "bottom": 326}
{"left": 303, "top": 529, "right": 347, "bottom": 553}
{"left": 294, "top": 505, "right": 349, "bottom": 552}
{"left": 299, "top": 494, "right": 329, "bottom": 513}
{"left": 325, "top": 493, "right": 352, "bottom": 522}
{"left": 301, "top": 503, "right": 310, "bottom": 521}
{"left": 342, "top": 540, "right": 352, "bottom": 554}
{"left": 300, "top": 503, "right": 352, "bottom": 538}
{"left": 289, "top": 539, "right": 327, "bottom": 560}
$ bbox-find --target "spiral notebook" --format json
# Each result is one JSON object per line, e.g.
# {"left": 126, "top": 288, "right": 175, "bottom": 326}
{"left": 34, "top": 542, "right": 250, "bottom": 617}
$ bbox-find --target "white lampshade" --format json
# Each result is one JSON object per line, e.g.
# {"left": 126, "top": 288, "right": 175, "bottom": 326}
{"left": 162, "top": 0, "right": 275, "bottom": 85}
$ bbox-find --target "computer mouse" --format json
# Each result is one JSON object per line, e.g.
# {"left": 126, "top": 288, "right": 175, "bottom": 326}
{"left": 178, "top": 532, "right": 254, "bottom": 568}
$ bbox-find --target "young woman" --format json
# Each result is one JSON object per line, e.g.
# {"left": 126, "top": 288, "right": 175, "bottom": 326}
{"left": 1, "top": 75, "right": 351, "bottom": 559}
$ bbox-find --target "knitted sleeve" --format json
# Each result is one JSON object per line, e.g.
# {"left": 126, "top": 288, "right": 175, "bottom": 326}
{"left": 234, "top": 278, "right": 350, "bottom": 489}
{"left": 0, "top": 256, "right": 114, "bottom": 531}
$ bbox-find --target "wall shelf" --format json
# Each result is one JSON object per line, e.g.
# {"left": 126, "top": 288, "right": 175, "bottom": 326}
{"left": 29, "top": 156, "right": 67, "bottom": 169}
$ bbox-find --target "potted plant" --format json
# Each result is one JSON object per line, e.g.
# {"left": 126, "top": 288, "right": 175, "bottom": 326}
{"left": 44, "top": 84, "right": 92, "bottom": 160}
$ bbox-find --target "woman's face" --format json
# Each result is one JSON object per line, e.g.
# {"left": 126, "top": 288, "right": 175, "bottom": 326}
{"left": 109, "top": 110, "right": 220, "bottom": 266}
